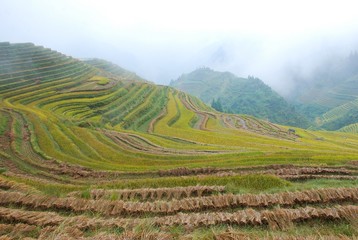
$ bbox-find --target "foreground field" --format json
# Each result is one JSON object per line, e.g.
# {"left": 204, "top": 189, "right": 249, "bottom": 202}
{"left": 0, "top": 42, "right": 357, "bottom": 239}
{"left": 0, "top": 165, "right": 358, "bottom": 239}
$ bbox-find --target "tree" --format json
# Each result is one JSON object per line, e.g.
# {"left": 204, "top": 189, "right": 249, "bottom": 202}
{"left": 212, "top": 98, "right": 223, "bottom": 112}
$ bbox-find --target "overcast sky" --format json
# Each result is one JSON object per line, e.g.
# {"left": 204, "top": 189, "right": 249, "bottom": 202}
{"left": 2, "top": 0, "right": 358, "bottom": 95}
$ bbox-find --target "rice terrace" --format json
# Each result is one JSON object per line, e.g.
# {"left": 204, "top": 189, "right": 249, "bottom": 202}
{"left": 0, "top": 41, "right": 357, "bottom": 239}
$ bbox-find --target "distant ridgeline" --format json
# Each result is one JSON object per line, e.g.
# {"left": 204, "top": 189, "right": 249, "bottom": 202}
{"left": 170, "top": 67, "right": 310, "bottom": 128}
{"left": 291, "top": 52, "right": 358, "bottom": 132}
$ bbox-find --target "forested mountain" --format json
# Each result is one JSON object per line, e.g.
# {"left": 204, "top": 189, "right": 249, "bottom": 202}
{"left": 170, "top": 68, "right": 310, "bottom": 128}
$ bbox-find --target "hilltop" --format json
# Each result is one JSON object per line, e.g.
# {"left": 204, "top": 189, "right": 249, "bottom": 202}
{"left": 0, "top": 42, "right": 357, "bottom": 239}
{"left": 84, "top": 58, "right": 149, "bottom": 83}
{"left": 170, "top": 68, "right": 310, "bottom": 128}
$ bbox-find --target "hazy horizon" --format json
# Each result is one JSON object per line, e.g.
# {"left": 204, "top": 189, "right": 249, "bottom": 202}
{"left": 2, "top": 0, "right": 358, "bottom": 96}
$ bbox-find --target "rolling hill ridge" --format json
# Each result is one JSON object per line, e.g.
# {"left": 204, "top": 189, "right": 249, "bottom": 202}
{"left": 84, "top": 58, "right": 148, "bottom": 83}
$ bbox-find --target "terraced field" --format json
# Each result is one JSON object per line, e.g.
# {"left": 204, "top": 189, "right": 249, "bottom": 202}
{"left": 340, "top": 123, "right": 358, "bottom": 133}
{"left": 316, "top": 98, "right": 358, "bottom": 130}
{"left": 320, "top": 99, "right": 358, "bottom": 123}
{"left": 0, "top": 42, "right": 358, "bottom": 239}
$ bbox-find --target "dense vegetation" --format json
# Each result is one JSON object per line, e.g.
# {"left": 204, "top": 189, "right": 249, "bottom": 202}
{"left": 170, "top": 68, "right": 310, "bottom": 128}
{"left": 0, "top": 42, "right": 357, "bottom": 239}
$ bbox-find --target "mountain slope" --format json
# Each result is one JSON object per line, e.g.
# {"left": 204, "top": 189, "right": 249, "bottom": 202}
{"left": 1, "top": 42, "right": 358, "bottom": 177}
{"left": 0, "top": 42, "right": 300, "bottom": 173}
{"left": 170, "top": 67, "right": 310, "bottom": 128}
{"left": 291, "top": 52, "right": 358, "bottom": 130}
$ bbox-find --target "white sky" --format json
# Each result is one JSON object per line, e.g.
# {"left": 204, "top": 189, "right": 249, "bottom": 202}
{"left": 1, "top": 0, "right": 358, "bottom": 94}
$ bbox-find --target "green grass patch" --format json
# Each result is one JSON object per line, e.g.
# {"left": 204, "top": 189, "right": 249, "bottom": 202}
{"left": 98, "top": 174, "right": 291, "bottom": 193}
{"left": 12, "top": 116, "right": 22, "bottom": 153}
{"left": 89, "top": 76, "right": 110, "bottom": 85}
{"left": 0, "top": 111, "right": 10, "bottom": 135}
{"left": 279, "top": 178, "right": 358, "bottom": 193}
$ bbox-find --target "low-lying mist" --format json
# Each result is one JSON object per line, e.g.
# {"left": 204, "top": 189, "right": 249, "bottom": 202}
{"left": 2, "top": 0, "right": 358, "bottom": 98}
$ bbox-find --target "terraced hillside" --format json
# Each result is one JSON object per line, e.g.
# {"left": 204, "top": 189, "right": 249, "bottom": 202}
{"left": 316, "top": 98, "right": 358, "bottom": 131}
{"left": 340, "top": 123, "right": 358, "bottom": 133}
{"left": 0, "top": 42, "right": 358, "bottom": 239}
{"left": 84, "top": 58, "right": 148, "bottom": 83}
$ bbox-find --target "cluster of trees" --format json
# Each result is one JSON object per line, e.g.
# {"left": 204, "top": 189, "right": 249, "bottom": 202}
{"left": 211, "top": 98, "right": 223, "bottom": 112}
